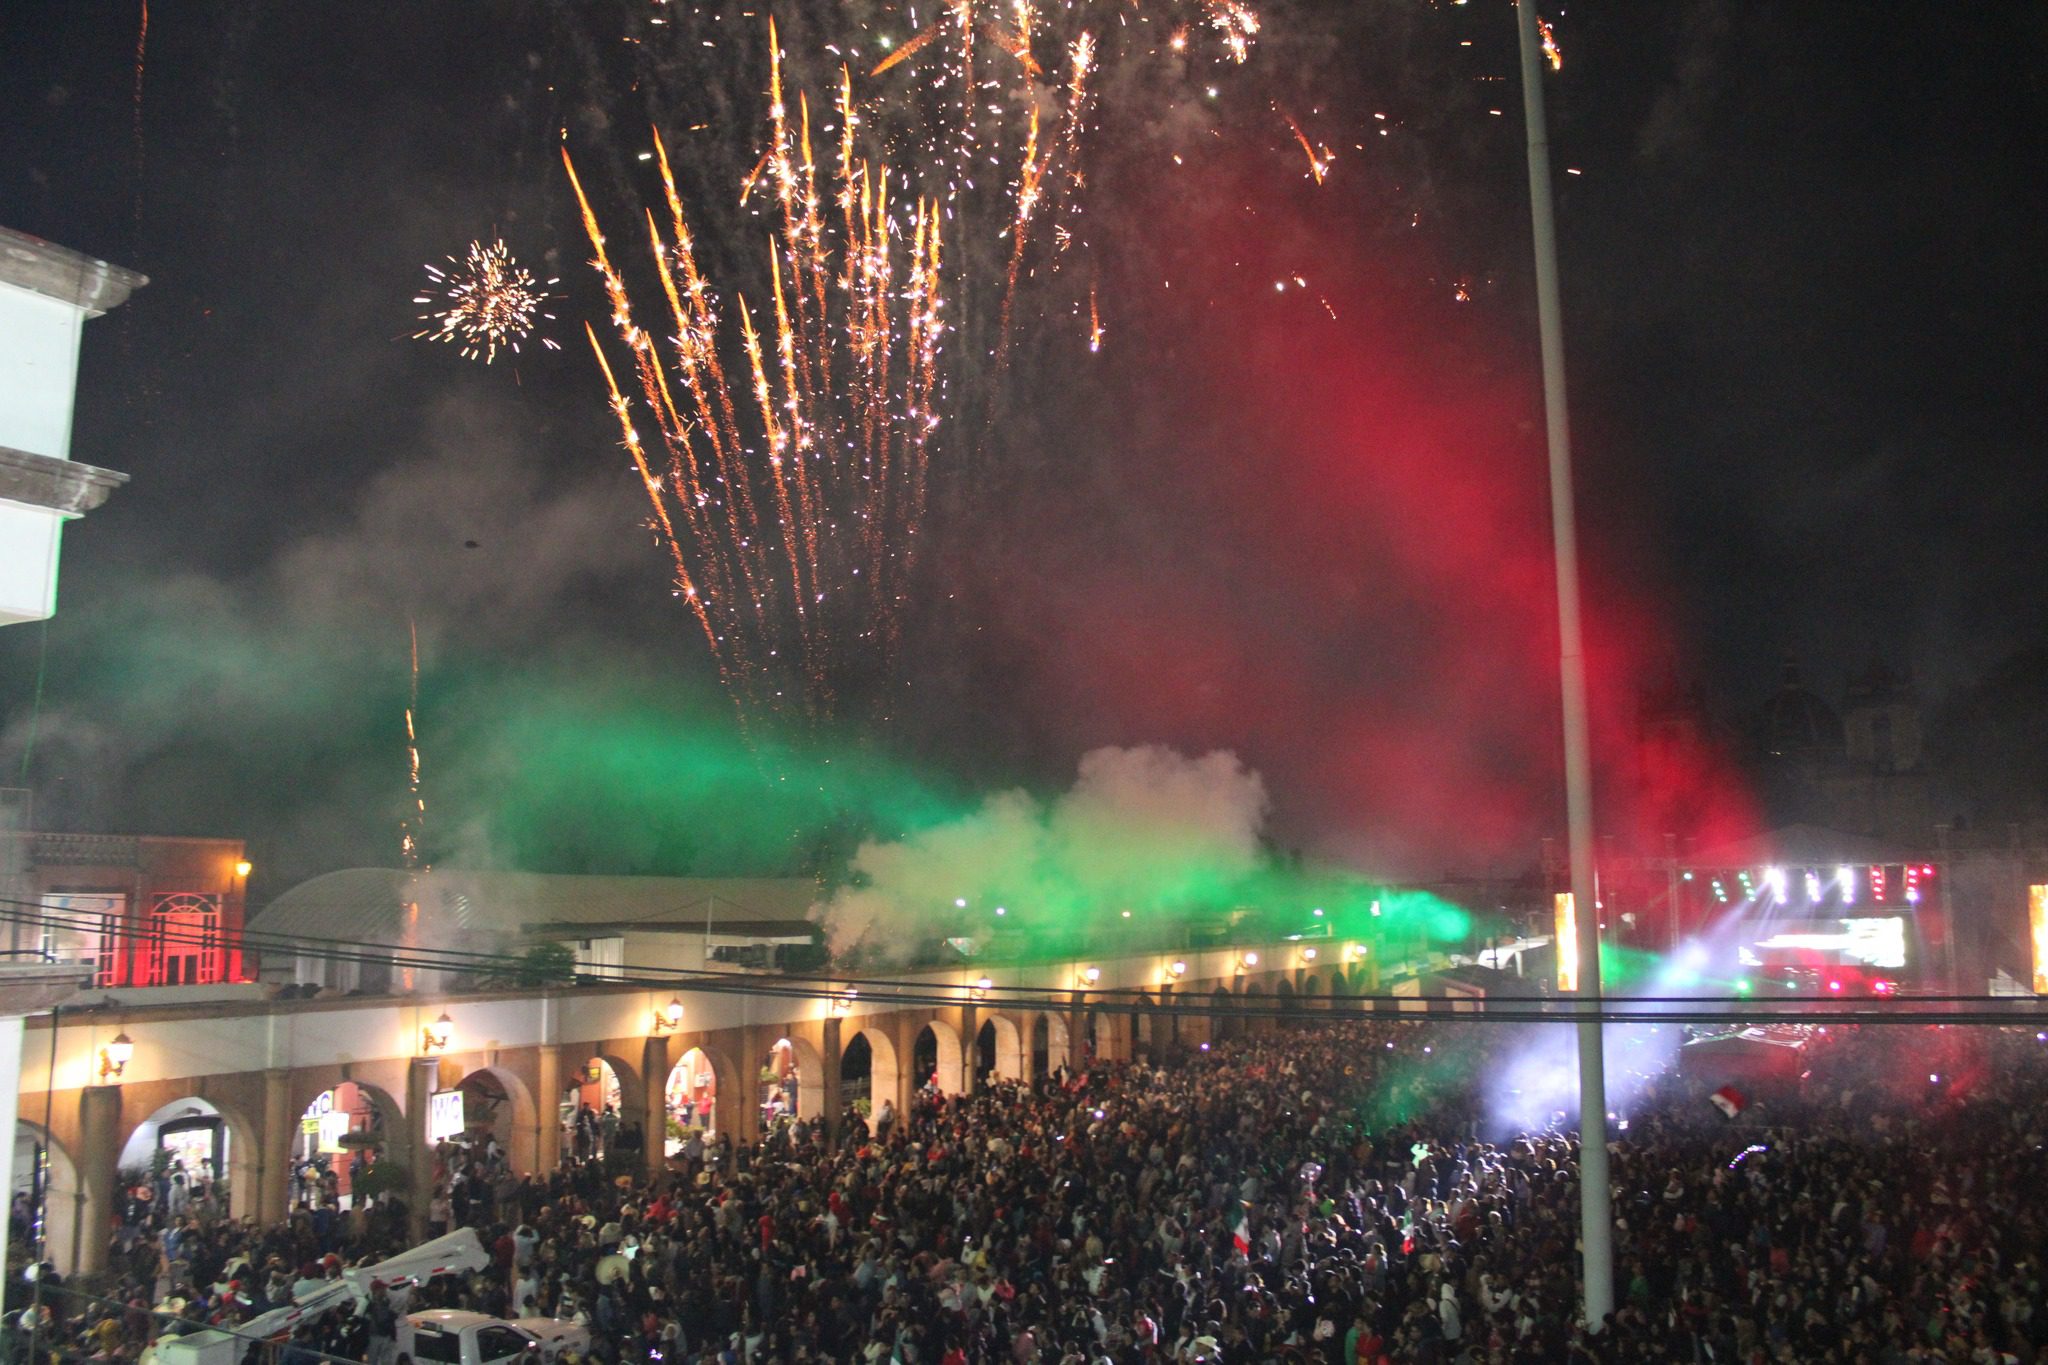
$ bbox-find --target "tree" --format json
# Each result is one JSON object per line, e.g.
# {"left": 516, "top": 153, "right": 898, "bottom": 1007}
{"left": 515, "top": 941, "right": 578, "bottom": 986}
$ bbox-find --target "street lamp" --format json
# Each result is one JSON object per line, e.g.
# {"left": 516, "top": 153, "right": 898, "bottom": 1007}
{"left": 653, "top": 997, "right": 684, "bottom": 1032}
{"left": 421, "top": 1012, "right": 454, "bottom": 1055}
{"left": 234, "top": 859, "right": 252, "bottom": 879}
{"left": 98, "top": 1031, "right": 134, "bottom": 1081}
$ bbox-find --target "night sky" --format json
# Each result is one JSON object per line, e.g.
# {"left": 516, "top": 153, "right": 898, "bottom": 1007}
{"left": 1, "top": 1, "right": 2043, "bottom": 892}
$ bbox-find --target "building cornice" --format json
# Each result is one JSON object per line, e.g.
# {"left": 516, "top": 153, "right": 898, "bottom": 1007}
{"left": 0, "top": 444, "right": 128, "bottom": 516}
{"left": 0, "top": 228, "right": 147, "bottom": 316}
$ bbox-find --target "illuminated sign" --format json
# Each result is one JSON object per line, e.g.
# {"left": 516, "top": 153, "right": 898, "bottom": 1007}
{"left": 317, "top": 1111, "right": 351, "bottom": 1155}
{"left": 1554, "top": 893, "right": 1578, "bottom": 993}
{"left": 1741, "top": 917, "right": 1908, "bottom": 970}
{"left": 428, "top": 1089, "right": 466, "bottom": 1143}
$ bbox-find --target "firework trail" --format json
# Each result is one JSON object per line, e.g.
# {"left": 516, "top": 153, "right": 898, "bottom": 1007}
{"left": 559, "top": 0, "right": 1281, "bottom": 721}
{"left": 1277, "top": 104, "right": 1332, "bottom": 184}
{"left": 566, "top": 62, "right": 948, "bottom": 722}
{"left": 576, "top": 0, "right": 1275, "bottom": 374}
{"left": 400, "top": 618, "right": 427, "bottom": 871}
{"left": 132, "top": 0, "right": 148, "bottom": 242}
{"left": 413, "top": 239, "right": 562, "bottom": 364}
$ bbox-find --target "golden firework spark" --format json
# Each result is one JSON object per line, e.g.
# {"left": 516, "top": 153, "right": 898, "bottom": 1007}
{"left": 567, "top": 88, "right": 947, "bottom": 721}
{"left": 1277, "top": 105, "right": 1332, "bottom": 184}
{"left": 412, "top": 239, "right": 561, "bottom": 364}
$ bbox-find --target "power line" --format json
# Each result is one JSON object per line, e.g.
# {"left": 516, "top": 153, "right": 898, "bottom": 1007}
{"left": 6, "top": 896, "right": 2047, "bottom": 1026}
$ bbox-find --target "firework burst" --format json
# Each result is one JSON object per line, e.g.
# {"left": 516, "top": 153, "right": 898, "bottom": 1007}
{"left": 566, "top": 34, "right": 951, "bottom": 723}
{"left": 413, "top": 239, "right": 561, "bottom": 364}
{"left": 557, "top": 1, "right": 1285, "bottom": 724}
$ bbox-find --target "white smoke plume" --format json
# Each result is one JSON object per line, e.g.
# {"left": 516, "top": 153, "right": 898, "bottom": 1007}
{"left": 817, "top": 745, "right": 1270, "bottom": 958}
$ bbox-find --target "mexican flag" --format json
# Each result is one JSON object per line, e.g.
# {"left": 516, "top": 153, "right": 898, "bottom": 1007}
{"left": 1232, "top": 1212, "right": 1252, "bottom": 1256}
{"left": 1709, "top": 1085, "right": 1747, "bottom": 1119}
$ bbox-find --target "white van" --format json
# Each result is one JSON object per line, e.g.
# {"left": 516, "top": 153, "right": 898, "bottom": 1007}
{"left": 399, "top": 1310, "right": 590, "bottom": 1365}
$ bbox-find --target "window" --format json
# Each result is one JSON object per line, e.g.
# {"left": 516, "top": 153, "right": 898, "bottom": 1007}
{"left": 475, "top": 1327, "right": 532, "bottom": 1365}
{"left": 37, "top": 894, "right": 122, "bottom": 987}
{"left": 147, "top": 893, "right": 223, "bottom": 986}
{"left": 409, "top": 1328, "right": 464, "bottom": 1365}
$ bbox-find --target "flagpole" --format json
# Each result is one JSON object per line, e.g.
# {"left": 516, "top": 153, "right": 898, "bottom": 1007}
{"left": 1514, "top": 0, "right": 1614, "bottom": 1330}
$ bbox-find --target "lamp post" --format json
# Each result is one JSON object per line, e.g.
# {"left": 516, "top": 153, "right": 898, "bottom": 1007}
{"left": 1515, "top": 0, "right": 1612, "bottom": 1330}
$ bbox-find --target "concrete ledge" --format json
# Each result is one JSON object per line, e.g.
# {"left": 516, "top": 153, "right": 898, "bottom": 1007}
{"left": 0, "top": 962, "right": 91, "bottom": 1016}
{"left": 0, "top": 228, "right": 146, "bottom": 316}
{"left": 0, "top": 444, "right": 128, "bottom": 515}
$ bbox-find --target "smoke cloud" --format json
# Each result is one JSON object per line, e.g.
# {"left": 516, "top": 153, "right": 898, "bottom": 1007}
{"left": 817, "top": 745, "right": 1270, "bottom": 958}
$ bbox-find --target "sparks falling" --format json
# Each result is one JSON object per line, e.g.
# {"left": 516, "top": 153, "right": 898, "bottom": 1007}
{"left": 412, "top": 239, "right": 562, "bottom": 364}
{"left": 1278, "top": 105, "right": 1332, "bottom": 184}
{"left": 563, "top": 1, "right": 1279, "bottom": 721}
{"left": 400, "top": 618, "right": 426, "bottom": 871}
{"left": 566, "top": 38, "right": 950, "bottom": 722}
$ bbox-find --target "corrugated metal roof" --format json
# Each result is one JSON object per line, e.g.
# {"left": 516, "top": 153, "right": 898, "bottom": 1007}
{"left": 250, "top": 868, "right": 819, "bottom": 945}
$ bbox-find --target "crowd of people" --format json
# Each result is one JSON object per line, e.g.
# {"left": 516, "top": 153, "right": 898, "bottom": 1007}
{"left": 10, "top": 1016, "right": 2048, "bottom": 1365}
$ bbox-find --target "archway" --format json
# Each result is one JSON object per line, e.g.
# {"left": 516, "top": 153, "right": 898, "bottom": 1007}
{"left": 759, "top": 1036, "right": 823, "bottom": 1127}
{"left": 1302, "top": 970, "right": 1335, "bottom": 1015}
{"left": 564, "top": 1054, "right": 643, "bottom": 1163}
{"left": 1129, "top": 991, "right": 1156, "bottom": 1059}
{"left": 1029, "top": 1012, "right": 1070, "bottom": 1078}
{"left": 912, "top": 1019, "right": 963, "bottom": 1094}
{"left": 13, "top": 1120, "right": 79, "bottom": 1274}
{"left": 1210, "top": 985, "right": 1238, "bottom": 1042}
{"left": 976, "top": 1015, "right": 1026, "bottom": 1082}
{"left": 1244, "top": 981, "right": 1270, "bottom": 1036}
{"left": 291, "top": 1081, "right": 395, "bottom": 1209}
{"left": 118, "top": 1096, "right": 255, "bottom": 1225}
{"left": 840, "top": 1026, "right": 900, "bottom": 1120}
{"left": 1276, "top": 977, "right": 1298, "bottom": 1029}
{"left": 664, "top": 1049, "right": 718, "bottom": 1154}
{"left": 453, "top": 1065, "right": 539, "bottom": 1171}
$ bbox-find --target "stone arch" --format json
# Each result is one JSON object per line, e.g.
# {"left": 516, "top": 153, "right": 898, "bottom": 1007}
{"left": 452, "top": 1064, "right": 540, "bottom": 1171}
{"left": 840, "top": 1026, "right": 901, "bottom": 1119}
{"left": 1030, "top": 1012, "right": 1070, "bottom": 1078}
{"left": 1276, "top": 977, "right": 1300, "bottom": 1029}
{"left": 912, "top": 1017, "right": 964, "bottom": 1094}
{"left": 1244, "top": 981, "right": 1271, "bottom": 1036}
{"left": 1129, "top": 991, "right": 1156, "bottom": 1058}
{"left": 976, "top": 1014, "right": 1026, "bottom": 1082}
{"left": 759, "top": 1034, "right": 823, "bottom": 1125}
{"left": 1209, "top": 984, "right": 1235, "bottom": 1042}
{"left": 665, "top": 1045, "right": 741, "bottom": 1148}
{"left": 289, "top": 1073, "right": 406, "bottom": 1134}
{"left": 118, "top": 1093, "right": 259, "bottom": 1224}
{"left": 15, "top": 1119, "right": 81, "bottom": 1275}
{"left": 288, "top": 1078, "right": 405, "bottom": 1209}
{"left": 573, "top": 1051, "right": 647, "bottom": 1118}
